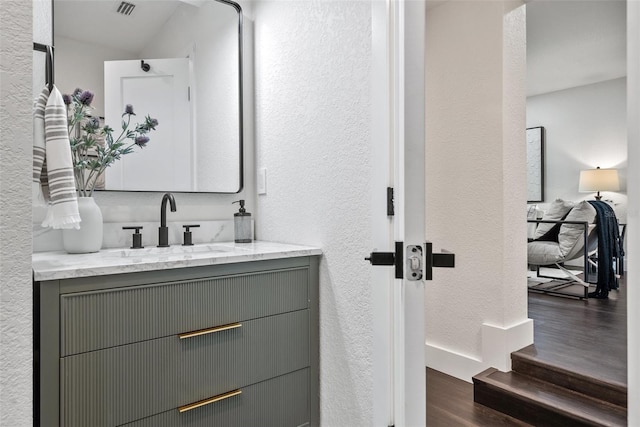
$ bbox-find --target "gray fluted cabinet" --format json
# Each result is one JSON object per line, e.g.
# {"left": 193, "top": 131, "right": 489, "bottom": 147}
{"left": 35, "top": 256, "right": 319, "bottom": 427}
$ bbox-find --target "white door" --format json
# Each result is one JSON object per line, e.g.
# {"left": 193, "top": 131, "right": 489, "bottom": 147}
{"left": 371, "top": 1, "right": 440, "bottom": 426}
{"left": 104, "top": 58, "right": 192, "bottom": 191}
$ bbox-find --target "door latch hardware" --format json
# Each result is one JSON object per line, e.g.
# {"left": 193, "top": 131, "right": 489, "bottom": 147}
{"left": 364, "top": 252, "right": 395, "bottom": 265}
{"left": 387, "top": 187, "right": 394, "bottom": 216}
{"left": 365, "top": 241, "right": 403, "bottom": 279}
{"left": 425, "top": 241, "right": 455, "bottom": 280}
{"left": 406, "top": 245, "right": 423, "bottom": 281}
{"left": 366, "top": 242, "right": 454, "bottom": 280}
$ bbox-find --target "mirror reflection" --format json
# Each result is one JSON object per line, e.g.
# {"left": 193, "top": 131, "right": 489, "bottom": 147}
{"left": 54, "top": 0, "right": 243, "bottom": 193}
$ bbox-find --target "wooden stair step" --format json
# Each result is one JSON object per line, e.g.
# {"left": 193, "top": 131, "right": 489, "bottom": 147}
{"left": 511, "top": 346, "right": 627, "bottom": 408}
{"left": 473, "top": 368, "right": 627, "bottom": 427}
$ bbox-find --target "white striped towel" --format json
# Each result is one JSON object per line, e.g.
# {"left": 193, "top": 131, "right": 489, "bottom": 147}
{"left": 39, "top": 86, "right": 81, "bottom": 230}
{"left": 33, "top": 86, "right": 49, "bottom": 205}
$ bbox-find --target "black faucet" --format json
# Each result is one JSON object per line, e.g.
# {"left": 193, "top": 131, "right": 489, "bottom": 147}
{"left": 158, "top": 193, "right": 177, "bottom": 247}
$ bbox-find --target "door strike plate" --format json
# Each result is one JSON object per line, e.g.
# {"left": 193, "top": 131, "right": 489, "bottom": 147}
{"left": 406, "top": 245, "right": 423, "bottom": 281}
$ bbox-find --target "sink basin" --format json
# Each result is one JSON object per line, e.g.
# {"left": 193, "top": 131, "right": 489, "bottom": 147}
{"left": 109, "top": 243, "right": 242, "bottom": 258}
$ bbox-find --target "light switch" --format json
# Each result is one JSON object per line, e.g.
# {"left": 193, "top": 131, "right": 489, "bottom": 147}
{"left": 258, "top": 168, "right": 267, "bottom": 194}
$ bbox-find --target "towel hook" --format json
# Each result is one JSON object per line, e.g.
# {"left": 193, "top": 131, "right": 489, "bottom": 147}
{"left": 141, "top": 60, "right": 150, "bottom": 72}
{"left": 46, "top": 45, "right": 54, "bottom": 91}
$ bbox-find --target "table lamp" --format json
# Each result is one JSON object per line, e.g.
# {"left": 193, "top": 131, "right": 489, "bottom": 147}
{"left": 578, "top": 167, "right": 619, "bottom": 200}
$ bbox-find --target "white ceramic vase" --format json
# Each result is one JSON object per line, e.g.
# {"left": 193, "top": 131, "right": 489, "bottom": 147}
{"left": 62, "top": 197, "right": 103, "bottom": 254}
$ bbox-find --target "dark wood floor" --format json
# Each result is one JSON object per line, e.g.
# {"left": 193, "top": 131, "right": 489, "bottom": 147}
{"left": 426, "top": 276, "right": 627, "bottom": 426}
{"left": 525, "top": 278, "right": 626, "bottom": 386}
{"left": 426, "top": 368, "right": 533, "bottom": 426}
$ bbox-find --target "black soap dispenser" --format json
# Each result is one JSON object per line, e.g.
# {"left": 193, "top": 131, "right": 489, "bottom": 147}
{"left": 233, "top": 200, "right": 252, "bottom": 243}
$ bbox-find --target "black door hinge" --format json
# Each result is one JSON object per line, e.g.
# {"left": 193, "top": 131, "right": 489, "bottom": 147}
{"left": 387, "top": 187, "right": 394, "bottom": 216}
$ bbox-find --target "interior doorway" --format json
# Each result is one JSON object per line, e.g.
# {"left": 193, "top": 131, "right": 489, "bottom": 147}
{"left": 525, "top": 0, "right": 628, "bottom": 385}
{"left": 525, "top": 1, "right": 638, "bottom": 425}
{"left": 385, "top": 0, "right": 640, "bottom": 424}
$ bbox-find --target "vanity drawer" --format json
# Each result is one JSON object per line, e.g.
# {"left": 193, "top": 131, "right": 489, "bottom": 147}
{"left": 120, "top": 368, "right": 310, "bottom": 427}
{"left": 60, "top": 310, "right": 309, "bottom": 427}
{"left": 60, "top": 267, "right": 309, "bottom": 356}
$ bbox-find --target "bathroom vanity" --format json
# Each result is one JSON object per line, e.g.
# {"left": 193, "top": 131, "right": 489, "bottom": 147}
{"left": 33, "top": 242, "right": 321, "bottom": 427}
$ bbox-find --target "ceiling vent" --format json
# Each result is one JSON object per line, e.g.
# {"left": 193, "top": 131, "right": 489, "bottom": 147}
{"left": 115, "top": 1, "right": 136, "bottom": 16}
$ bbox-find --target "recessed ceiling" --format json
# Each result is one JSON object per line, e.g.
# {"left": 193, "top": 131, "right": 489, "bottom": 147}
{"left": 526, "top": 0, "right": 626, "bottom": 97}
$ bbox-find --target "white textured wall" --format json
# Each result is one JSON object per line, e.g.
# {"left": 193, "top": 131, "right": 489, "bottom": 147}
{"left": 1, "top": 1, "right": 34, "bottom": 424}
{"left": 424, "top": 0, "right": 530, "bottom": 379}
{"left": 502, "top": 1, "right": 528, "bottom": 326}
{"left": 527, "top": 78, "right": 628, "bottom": 221}
{"left": 252, "top": 1, "right": 373, "bottom": 425}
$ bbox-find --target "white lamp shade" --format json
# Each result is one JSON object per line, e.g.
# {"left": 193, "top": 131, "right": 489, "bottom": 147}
{"left": 578, "top": 168, "right": 620, "bottom": 192}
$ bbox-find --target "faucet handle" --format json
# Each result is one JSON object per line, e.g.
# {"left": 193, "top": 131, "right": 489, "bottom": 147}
{"left": 123, "top": 226, "right": 144, "bottom": 249}
{"left": 182, "top": 224, "right": 200, "bottom": 246}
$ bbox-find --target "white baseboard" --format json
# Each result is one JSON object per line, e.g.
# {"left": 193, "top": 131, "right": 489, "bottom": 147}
{"left": 426, "top": 318, "right": 534, "bottom": 383}
{"left": 482, "top": 318, "right": 534, "bottom": 372}
{"left": 425, "top": 343, "right": 486, "bottom": 383}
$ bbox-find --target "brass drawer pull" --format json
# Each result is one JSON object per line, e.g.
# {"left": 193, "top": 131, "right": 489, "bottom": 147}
{"left": 178, "top": 389, "right": 242, "bottom": 413}
{"left": 179, "top": 322, "right": 242, "bottom": 340}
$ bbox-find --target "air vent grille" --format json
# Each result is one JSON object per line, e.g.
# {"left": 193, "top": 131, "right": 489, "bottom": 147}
{"left": 116, "top": 1, "right": 136, "bottom": 16}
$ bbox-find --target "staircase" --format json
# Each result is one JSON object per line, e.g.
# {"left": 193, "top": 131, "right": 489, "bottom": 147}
{"left": 473, "top": 345, "right": 627, "bottom": 426}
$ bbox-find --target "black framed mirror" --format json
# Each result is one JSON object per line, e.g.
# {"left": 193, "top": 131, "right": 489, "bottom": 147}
{"left": 52, "top": 0, "right": 243, "bottom": 193}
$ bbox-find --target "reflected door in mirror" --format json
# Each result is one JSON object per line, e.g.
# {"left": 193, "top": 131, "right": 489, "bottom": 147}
{"left": 104, "top": 59, "right": 192, "bottom": 191}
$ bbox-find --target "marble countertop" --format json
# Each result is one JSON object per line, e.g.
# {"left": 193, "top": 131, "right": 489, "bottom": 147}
{"left": 32, "top": 241, "right": 322, "bottom": 281}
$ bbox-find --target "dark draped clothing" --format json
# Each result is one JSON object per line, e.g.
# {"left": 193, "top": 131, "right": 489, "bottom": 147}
{"left": 587, "top": 201, "right": 622, "bottom": 298}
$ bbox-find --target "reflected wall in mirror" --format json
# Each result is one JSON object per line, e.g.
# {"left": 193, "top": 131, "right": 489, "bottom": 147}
{"left": 526, "top": 126, "right": 544, "bottom": 203}
{"left": 54, "top": 0, "right": 243, "bottom": 193}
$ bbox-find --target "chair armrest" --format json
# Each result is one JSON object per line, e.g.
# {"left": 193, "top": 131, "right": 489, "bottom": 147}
{"left": 527, "top": 219, "right": 589, "bottom": 227}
